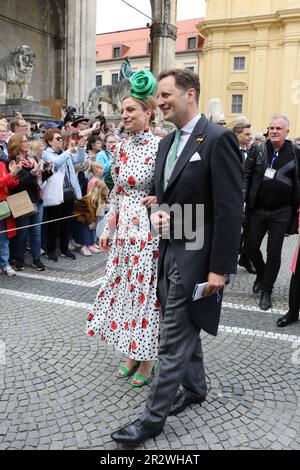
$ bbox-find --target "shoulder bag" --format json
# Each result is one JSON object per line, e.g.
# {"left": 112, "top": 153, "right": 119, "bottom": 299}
{"left": 0, "top": 200, "right": 11, "bottom": 220}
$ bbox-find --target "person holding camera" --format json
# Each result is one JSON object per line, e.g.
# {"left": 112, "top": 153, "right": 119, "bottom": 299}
{"left": 42, "top": 129, "right": 86, "bottom": 262}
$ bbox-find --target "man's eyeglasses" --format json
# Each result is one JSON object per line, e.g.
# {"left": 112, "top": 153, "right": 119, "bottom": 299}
{"left": 53, "top": 137, "right": 63, "bottom": 141}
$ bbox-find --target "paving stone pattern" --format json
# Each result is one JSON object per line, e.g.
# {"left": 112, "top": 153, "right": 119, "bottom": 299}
{"left": 0, "top": 237, "right": 299, "bottom": 450}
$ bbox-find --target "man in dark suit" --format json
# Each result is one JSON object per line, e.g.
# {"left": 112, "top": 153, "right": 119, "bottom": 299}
{"left": 111, "top": 69, "right": 243, "bottom": 446}
{"left": 244, "top": 115, "right": 300, "bottom": 311}
{"left": 228, "top": 118, "right": 256, "bottom": 275}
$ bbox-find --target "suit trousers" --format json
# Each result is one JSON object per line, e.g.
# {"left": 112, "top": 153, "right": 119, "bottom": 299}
{"left": 140, "top": 242, "right": 207, "bottom": 430}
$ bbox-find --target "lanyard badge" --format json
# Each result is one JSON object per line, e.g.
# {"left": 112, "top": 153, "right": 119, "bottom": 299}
{"left": 264, "top": 150, "right": 278, "bottom": 179}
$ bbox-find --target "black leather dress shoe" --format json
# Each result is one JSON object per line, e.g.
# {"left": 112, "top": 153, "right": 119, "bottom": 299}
{"left": 253, "top": 278, "right": 263, "bottom": 294}
{"left": 111, "top": 419, "right": 162, "bottom": 446}
{"left": 168, "top": 390, "right": 206, "bottom": 416}
{"left": 259, "top": 291, "right": 272, "bottom": 311}
{"left": 276, "top": 313, "right": 299, "bottom": 328}
{"left": 238, "top": 257, "right": 256, "bottom": 275}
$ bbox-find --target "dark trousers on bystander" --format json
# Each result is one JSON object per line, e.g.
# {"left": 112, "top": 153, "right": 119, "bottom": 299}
{"left": 246, "top": 205, "right": 292, "bottom": 293}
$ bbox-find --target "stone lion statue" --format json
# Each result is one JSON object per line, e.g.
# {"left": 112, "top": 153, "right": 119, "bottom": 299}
{"left": 87, "top": 79, "right": 131, "bottom": 114}
{"left": 0, "top": 45, "right": 36, "bottom": 99}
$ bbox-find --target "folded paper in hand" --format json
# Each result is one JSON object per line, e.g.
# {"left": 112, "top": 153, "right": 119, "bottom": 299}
{"left": 6, "top": 191, "right": 36, "bottom": 219}
{"left": 192, "top": 282, "right": 208, "bottom": 301}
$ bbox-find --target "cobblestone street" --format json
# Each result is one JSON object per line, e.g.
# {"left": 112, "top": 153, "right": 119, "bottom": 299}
{"left": 0, "top": 235, "right": 300, "bottom": 451}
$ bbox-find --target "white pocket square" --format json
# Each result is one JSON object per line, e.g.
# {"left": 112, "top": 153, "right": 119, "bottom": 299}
{"left": 189, "top": 152, "right": 201, "bottom": 162}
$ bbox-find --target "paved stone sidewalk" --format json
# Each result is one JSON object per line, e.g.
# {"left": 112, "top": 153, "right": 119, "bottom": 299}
{"left": 0, "top": 236, "right": 299, "bottom": 450}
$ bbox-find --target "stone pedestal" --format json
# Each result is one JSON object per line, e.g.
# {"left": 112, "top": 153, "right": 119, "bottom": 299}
{"left": 0, "top": 99, "right": 53, "bottom": 122}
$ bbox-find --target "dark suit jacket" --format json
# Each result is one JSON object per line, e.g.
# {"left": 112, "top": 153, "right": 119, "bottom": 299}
{"left": 243, "top": 140, "right": 300, "bottom": 234}
{"left": 153, "top": 115, "right": 243, "bottom": 336}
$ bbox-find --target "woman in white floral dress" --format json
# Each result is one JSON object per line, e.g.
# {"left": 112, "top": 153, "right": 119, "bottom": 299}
{"left": 86, "top": 71, "right": 161, "bottom": 386}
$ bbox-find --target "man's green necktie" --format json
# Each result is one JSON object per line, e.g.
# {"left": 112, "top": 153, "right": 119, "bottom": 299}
{"left": 168, "top": 129, "right": 181, "bottom": 169}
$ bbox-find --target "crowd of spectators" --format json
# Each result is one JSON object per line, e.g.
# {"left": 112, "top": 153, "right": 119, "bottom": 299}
{"left": 0, "top": 108, "right": 171, "bottom": 276}
{"left": 1, "top": 105, "right": 299, "bottom": 324}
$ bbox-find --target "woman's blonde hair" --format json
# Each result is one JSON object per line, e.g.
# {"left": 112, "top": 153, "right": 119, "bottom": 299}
{"left": 29, "top": 140, "right": 45, "bottom": 158}
{"left": 122, "top": 95, "right": 156, "bottom": 122}
{"left": 86, "top": 179, "right": 108, "bottom": 207}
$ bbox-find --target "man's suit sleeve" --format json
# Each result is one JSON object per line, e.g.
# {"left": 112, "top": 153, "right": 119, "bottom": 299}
{"left": 209, "top": 130, "right": 243, "bottom": 275}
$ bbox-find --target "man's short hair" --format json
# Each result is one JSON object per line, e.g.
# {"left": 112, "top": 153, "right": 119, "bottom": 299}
{"left": 158, "top": 69, "right": 200, "bottom": 103}
{"left": 270, "top": 114, "right": 290, "bottom": 129}
{"left": 9, "top": 119, "right": 21, "bottom": 132}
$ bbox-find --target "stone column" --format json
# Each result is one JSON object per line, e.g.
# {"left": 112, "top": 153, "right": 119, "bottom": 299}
{"left": 150, "top": 0, "right": 177, "bottom": 77}
{"left": 66, "top": 0, "right": 96, "bottom": 113}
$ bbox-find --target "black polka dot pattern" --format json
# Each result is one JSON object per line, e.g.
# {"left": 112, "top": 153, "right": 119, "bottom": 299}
{"left": 86, "top": 130, "right": 161, "bottom": 361}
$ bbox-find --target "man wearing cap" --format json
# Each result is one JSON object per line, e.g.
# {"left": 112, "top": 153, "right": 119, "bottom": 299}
{"left": 244, "top": 114, "right": 300, "bottom": 311}
{"left": 43, "top": 122, "right": 61, "bottom": 131}
{"left": 72, "top": 116, "right": 89, "bottom": 131}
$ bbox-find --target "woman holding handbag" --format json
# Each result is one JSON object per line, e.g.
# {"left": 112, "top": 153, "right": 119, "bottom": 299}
{"left": 0, "top": 148, "right": 22, "bottom": 275}
{"left": 8, "top": 134, "right": 53, "bottom": 271}
{"left": 43, "top": 129, "right": 86, "bottom": 262}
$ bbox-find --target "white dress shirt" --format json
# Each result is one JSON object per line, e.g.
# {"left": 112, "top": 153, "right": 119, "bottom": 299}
{"left": 177, "top": 113, "right": 202, "bottom": 157}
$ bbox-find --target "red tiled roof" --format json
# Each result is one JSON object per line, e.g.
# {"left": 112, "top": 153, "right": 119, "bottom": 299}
{"left": 96, "top": 18, "right": 204, "bottom": 61}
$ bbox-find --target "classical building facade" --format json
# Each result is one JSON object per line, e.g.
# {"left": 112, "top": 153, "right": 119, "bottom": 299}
{"left": 0, "top": 0, "right": 96, "bottom": 116}
{"left": 198, "top": 0, "right": 300, "bottom": 134}
{"left": 95, "top": 19, "right": 204, "bottom": 115}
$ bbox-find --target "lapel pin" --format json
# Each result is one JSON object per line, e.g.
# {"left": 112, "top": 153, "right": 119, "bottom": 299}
{"left": 196, "top": 137, "right": 205, "bottom": 142}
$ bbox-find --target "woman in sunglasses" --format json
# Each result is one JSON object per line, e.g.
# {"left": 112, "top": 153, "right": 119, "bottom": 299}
{"left": 43, "top": 129, "right": 86, "bottom": 262}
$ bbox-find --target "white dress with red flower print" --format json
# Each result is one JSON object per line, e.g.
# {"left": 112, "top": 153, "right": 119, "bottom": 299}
{"left": 86, "top": 130, "right": 161, "bottom": 361}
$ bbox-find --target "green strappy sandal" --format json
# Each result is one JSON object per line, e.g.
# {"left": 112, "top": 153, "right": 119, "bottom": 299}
{"left": 115, "top": 362, "right": 140, "bottom": 379}
{"left": 130, "top": 362, "right": 157, "bottom": 387}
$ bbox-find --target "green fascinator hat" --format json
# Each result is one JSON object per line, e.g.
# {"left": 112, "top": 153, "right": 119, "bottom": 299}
{"left": 130, "top": 70, "right": 157, "bottom": 99}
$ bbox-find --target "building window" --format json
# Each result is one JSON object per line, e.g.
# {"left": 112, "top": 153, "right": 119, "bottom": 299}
{"left": 234, "top": 57, "right": 245, "bottom": 70}
{"left": 113, "top": 47, "right": 120, "bottom": 58}
{"left": 96, "top": 74, "right": 102, "bottom": 87}
{"left": 185, "top": 66, "right": 195, "bottom": 72}
{"left": 111, "top": 73, "right": 119, "bottom": 85}
{"left": 232, "top": 95, "right": 243, "bottom": 113}
{"left": 188, "top": 37, "right": 197, "bottom": 49}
